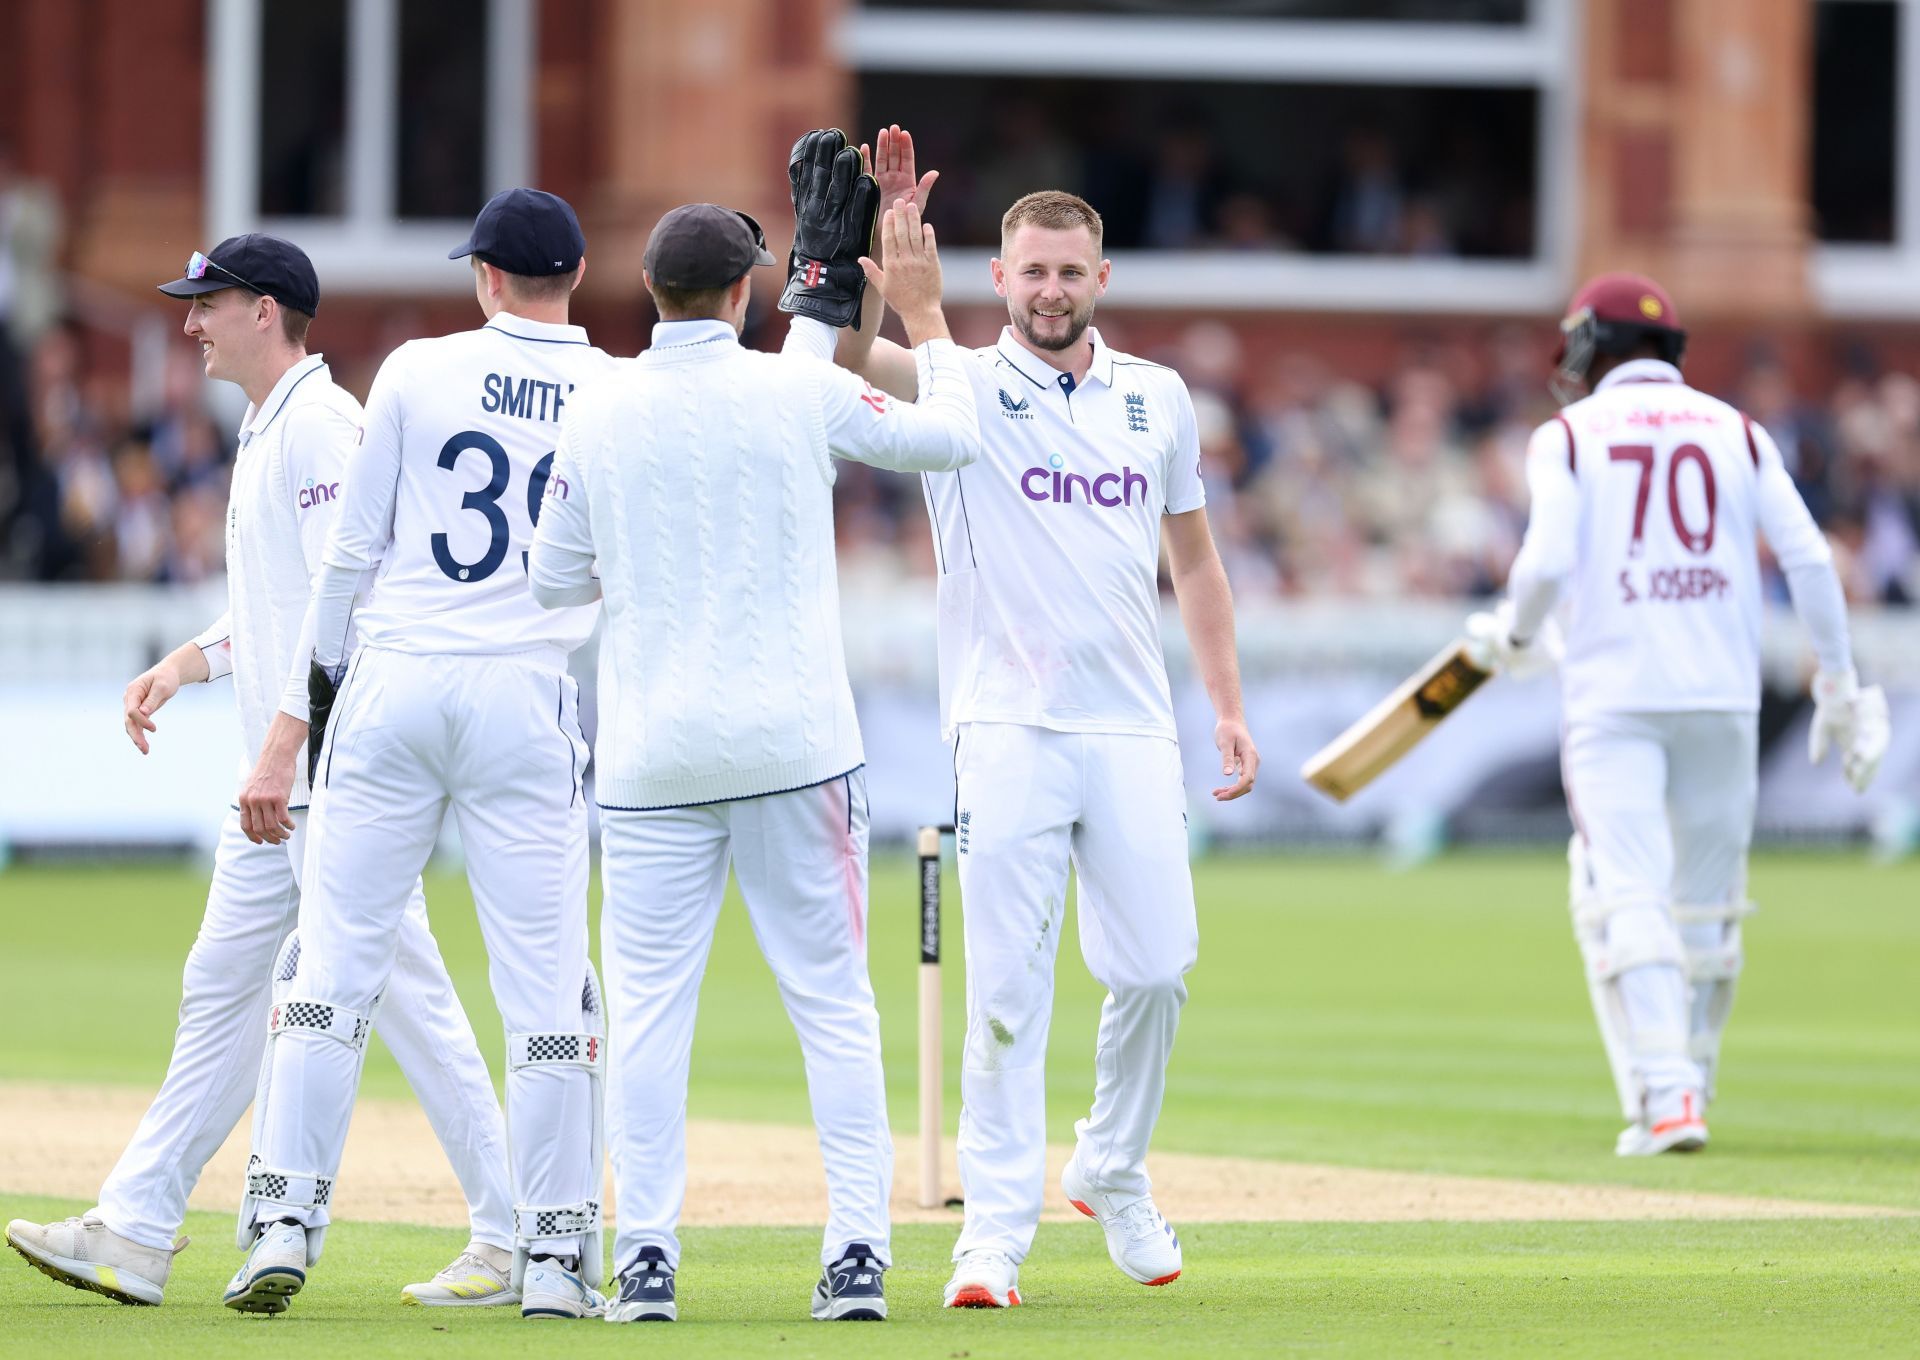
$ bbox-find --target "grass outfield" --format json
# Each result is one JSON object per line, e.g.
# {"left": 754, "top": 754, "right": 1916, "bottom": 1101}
{"left": 4, "top": 1198, "right": 1918, "bottom": 1358}
{"left": 3, "top": 851, "right": 1917, "bottom": 1353}
{"left": 4, "top": 851, "right": 1915, "bottom": 1207}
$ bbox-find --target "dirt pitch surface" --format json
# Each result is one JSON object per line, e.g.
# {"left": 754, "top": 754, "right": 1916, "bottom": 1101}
{"left": 1, "top": 1081, "right": 1902, "bottom": 1229}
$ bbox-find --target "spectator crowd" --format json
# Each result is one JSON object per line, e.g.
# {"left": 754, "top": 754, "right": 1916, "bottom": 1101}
{"left": 8, "top": 304, "right": 1915, "bottom": 611}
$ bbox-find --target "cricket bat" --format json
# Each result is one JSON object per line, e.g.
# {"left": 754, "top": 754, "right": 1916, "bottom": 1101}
{"left": 1300, "top": 640, "right": 1493, "bottom": 802}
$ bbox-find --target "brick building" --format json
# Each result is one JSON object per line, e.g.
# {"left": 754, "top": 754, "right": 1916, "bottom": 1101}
{"left": 3, "top": 0, "right": 1918, "bottom": 394}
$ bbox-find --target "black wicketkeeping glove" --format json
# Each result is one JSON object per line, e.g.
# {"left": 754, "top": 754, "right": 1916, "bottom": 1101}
{"left": 780, "top": 128, "right": 881, "bottom": 329}
{"left": 307, "top": 660, "right": 340, "bottom": 785}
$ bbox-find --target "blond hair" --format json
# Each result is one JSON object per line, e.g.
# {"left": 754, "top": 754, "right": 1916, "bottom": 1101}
{"left": 1000, "top": 191, "right": 1104, "bottom": 255}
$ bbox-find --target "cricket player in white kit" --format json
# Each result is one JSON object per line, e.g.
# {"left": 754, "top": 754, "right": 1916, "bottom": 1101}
{"left": 530, "top": 135, "right": 980, "bottom": 1323}
{"left": 227, "top": 192, "right": 617, "bottom": 1321}
{"left": 1468, "top": 273, "right": 1891, "bottom": 1156}
{"left": 836, "top": 133, "right": 1258, "bottom": 1308}
{"left": 5, "top": 235, "right": 515, "bottom": 1309}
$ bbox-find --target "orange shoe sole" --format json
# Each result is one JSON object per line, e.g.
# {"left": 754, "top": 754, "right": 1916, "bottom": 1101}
{"left": 948, "top": 1284, "right": 1021, "bottom": 1308}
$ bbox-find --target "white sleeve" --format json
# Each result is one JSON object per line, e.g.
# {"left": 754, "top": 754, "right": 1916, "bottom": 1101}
{"left": 1748, "top": 419, "right": 1853, "bottom": 672}
{"left": 323, "top": 349, "right": 407, "bottom": 573}
{"left": 782, "top": 315, "right": 839, "bottom": 363}
{"left": 282, "top": 405, "right": 357, "bottom": 577}
{"left": 1506, "top": 418, "right": 1580, "bottom": 641}
{"left": 528, "top": 410, "right": 601, "bottom": 608}
{"left": 1750, "top": 418, "right": 1835, "bottom": 573}
{"left": 1163, "top": 380, "right": 1207, "bottom": 514}
{"left": 193, "top": 610, "right": 234, "bottom": 681}
{"left": 818, "top": 339, "right": 981, "bottom": 473}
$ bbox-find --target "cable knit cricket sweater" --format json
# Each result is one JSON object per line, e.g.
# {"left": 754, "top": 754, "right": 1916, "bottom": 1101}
{"left": 534, "top": 318, "right": 978, "bottom": 809}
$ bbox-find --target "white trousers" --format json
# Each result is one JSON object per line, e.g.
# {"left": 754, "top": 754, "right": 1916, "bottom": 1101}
{"left": 254, "top": 648, "right": 595, "bottom": 1255}
{"left": 93, "top": 805, "right": 511, "bottom": 1251}
{"left": 951, "top": 723, "right": 1197, "bottom": 1264}
{"left": 601, "top": 769, "right": 891, "bottom": 1273}
{"left": 1562, "top": 709, "right": 1758, "bottom": 1098}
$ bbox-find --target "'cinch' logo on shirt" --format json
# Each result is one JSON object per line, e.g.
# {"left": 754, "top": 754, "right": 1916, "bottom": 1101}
{"left": 1021, "top": 453, "right": 1148, "bottom": 507}
{"left": 298, "top": 479, "right": 340, "bottom": 510}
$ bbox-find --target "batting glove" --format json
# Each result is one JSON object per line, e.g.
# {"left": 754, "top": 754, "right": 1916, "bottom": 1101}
{"left": 1809, "top": 667, "right": 1891, "bottom": 793}
{"left": 1463, "top": 600, "right": 1560, "bottom": 681}
{"left": 307, "top": 660, "right": 340, "bottom": 785}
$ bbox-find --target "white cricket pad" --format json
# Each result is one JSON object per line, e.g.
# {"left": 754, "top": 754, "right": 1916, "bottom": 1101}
{"left": 508, "top": 964, "right": 606, "bottom": 1290}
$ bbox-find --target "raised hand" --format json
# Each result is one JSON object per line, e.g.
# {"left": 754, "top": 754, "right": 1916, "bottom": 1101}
{"left": 859, "top": 200, "right": 944, "bottom": 338}
{"left": 867, "top": 124, "right": 939, "bottom": 214}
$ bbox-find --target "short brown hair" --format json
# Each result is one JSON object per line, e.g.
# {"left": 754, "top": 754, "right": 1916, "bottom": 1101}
{"left": 648, "top": 282, "right": 732, "bottom": 320}
{"left": 1000, "top": 191, "right": 1104, "bottom": 255}
{"left": 477, "top": 254, "right": 579, "bottom": 305}
{"left": 278, "top": 304, "right": 312, "bottom": 348}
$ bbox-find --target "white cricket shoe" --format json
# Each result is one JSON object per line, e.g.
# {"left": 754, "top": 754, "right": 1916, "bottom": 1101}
{"left": 6, "top": 1214, "right": 183, "bottom": 1306}
{"left": 402, "top": 1241, "right": 518, "bottom": 1307}
{"left": 1062, "top": 1155, "right": 1182, "bottom": 1286}
{"left": 1617, "top": 1087, "right": 1709, "bottom": 1157}
{"left": 943, "top": 1249, "right": 1022, "bottom": 1309}
{"left": 521, "top": 1258, "right": 606, "bottom": 1320}
{"left": 223, "top": 1221, "right": 309, "bottom": 1314}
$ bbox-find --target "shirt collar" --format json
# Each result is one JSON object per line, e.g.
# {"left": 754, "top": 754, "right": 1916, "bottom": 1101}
{"left": 1595, "top": 358, "right": 1684, "bottom": 392}
{"left": 484, "top": 311, "right": 592, "bottom": 346}
{"left": 648, "top": 318, "right": 739, "bottom": 351}
{"left": 995, "top": 325, "right": 1114, "bottom": 393}
{"left": 241, "top": 354, "right": 328, "bottom": 444}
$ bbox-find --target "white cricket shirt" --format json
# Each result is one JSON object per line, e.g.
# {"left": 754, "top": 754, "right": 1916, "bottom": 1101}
{"left": 530, "top": 318, "right": 981, "bottom": 809}
{"left": 315, "top": 312, "right": 618, "bottom": 668}
{"left": 190, "top": 354, "right": 364, "bottom": 808}
{"left": 923, "top": 326, "right": 1206, "bottom": 740}
{"left": 1509, "top": 359, "right": 1837, "bottom": 719}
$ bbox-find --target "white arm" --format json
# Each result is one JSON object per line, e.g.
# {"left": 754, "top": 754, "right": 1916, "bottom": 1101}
{"left": 1506, "top": 420, "right": 1581, "bottom": 642}
{"left": 192, "top": 610, "right": 234, "bottom": 682}
{"left": 1750, "top": 420, "right": 1853, "bottom": 674}
{"left": 818, "top": 339, "right": 980, "bottom": 473}
{"left": 528, "top": 419, "right": 600, "bottom": 608}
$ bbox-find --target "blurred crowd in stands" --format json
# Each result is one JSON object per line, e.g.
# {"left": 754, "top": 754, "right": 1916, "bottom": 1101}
{"left": 831, "top": 314, "right": 1920, "bottom": 609}
{"left": 1, "top": 144, "right": 1916, "bottom": 607}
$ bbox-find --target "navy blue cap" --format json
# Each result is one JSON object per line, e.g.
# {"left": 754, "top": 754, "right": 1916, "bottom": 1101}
{"left": 449, "top": 187, "right": 585, "bottom": 277}
{"left": 157, "top": 234, "right": 320, "bottom": 316}
{"left": 642, "top": 204, "right": 777, "bottom": 289}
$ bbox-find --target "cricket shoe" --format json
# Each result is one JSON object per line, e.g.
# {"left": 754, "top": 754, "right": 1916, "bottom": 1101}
{"left": 6, "top": 1214, "right": 184, "bottom": 1306}
{"left": 605, "top": 1246, "right": 676, "bottom": 1323}
{"left": 401, "top": 1240, "right": 518, "bottom": 1307}
{"left": 943, "top": 1249, "right": 1021, "bottom": 1308}
{"left": 520, "top": 1257, "right": 606, "bottom": 1320}
{"left": 811, "top": 1242, "right": 887, "bottom": 1321}
{"left": 223, "top": 1221, "right": 308, "bottom": 1314}
{"left": 1062, "top": 1154, "right": 1182, "bottom": 1286}
{"left": 1617, "top": 1087, "right": 1708, "bottom": 1157}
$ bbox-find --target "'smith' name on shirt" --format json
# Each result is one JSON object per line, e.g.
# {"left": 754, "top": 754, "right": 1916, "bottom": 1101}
{"left": 481, "top": 372, "right": 574, "bottom": 422}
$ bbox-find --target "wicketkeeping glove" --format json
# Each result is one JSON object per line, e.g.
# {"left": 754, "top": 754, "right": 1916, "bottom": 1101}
{"left": 307, "top": 660, "right": 340, "bottom": 785}
{"left": 780, "top": 128, "right": 881, "bottom": 328}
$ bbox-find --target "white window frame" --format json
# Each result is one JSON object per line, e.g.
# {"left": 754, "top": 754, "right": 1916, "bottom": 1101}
{"left": 1813, "top": 0, "right": 1920, "bottom": 317}
{"left": 205, "top": 0, "right": 534, "bottom": 294}
{"left": 835, "top": 5, "right": 1579, "bottom": 313}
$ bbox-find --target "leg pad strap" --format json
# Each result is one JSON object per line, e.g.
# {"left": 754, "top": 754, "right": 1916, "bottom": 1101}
{"left": 508, "top": 1031, "right": 604, "bottom": 1072}
{"left": 271, "top": 996, "right": 372, "bottom": 1051}
{"left": 516, "top": 1201, "right": 601, "bottom": 1244}
{"left": 244, "top": 1157, "right": 333, "bottom": 1209}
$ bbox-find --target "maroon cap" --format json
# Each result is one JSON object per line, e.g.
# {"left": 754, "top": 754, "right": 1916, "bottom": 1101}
{"left": 1555, "top": 272, "right": 1681, "bottom": 364}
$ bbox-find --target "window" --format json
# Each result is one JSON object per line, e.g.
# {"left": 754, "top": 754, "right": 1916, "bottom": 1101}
{"left": 838, "top": 2, "right": 1574, "bottom": 312}
{"left": 1813, "top": 0, "right": 1920, "bottom": 314}
{"left": 207, "top": 0, "right": 533, "bottom": 293}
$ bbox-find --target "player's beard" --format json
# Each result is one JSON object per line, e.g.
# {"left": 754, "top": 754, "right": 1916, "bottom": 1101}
{"left": 1012, "top": 295, "right": 1096, "bottom": 353}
